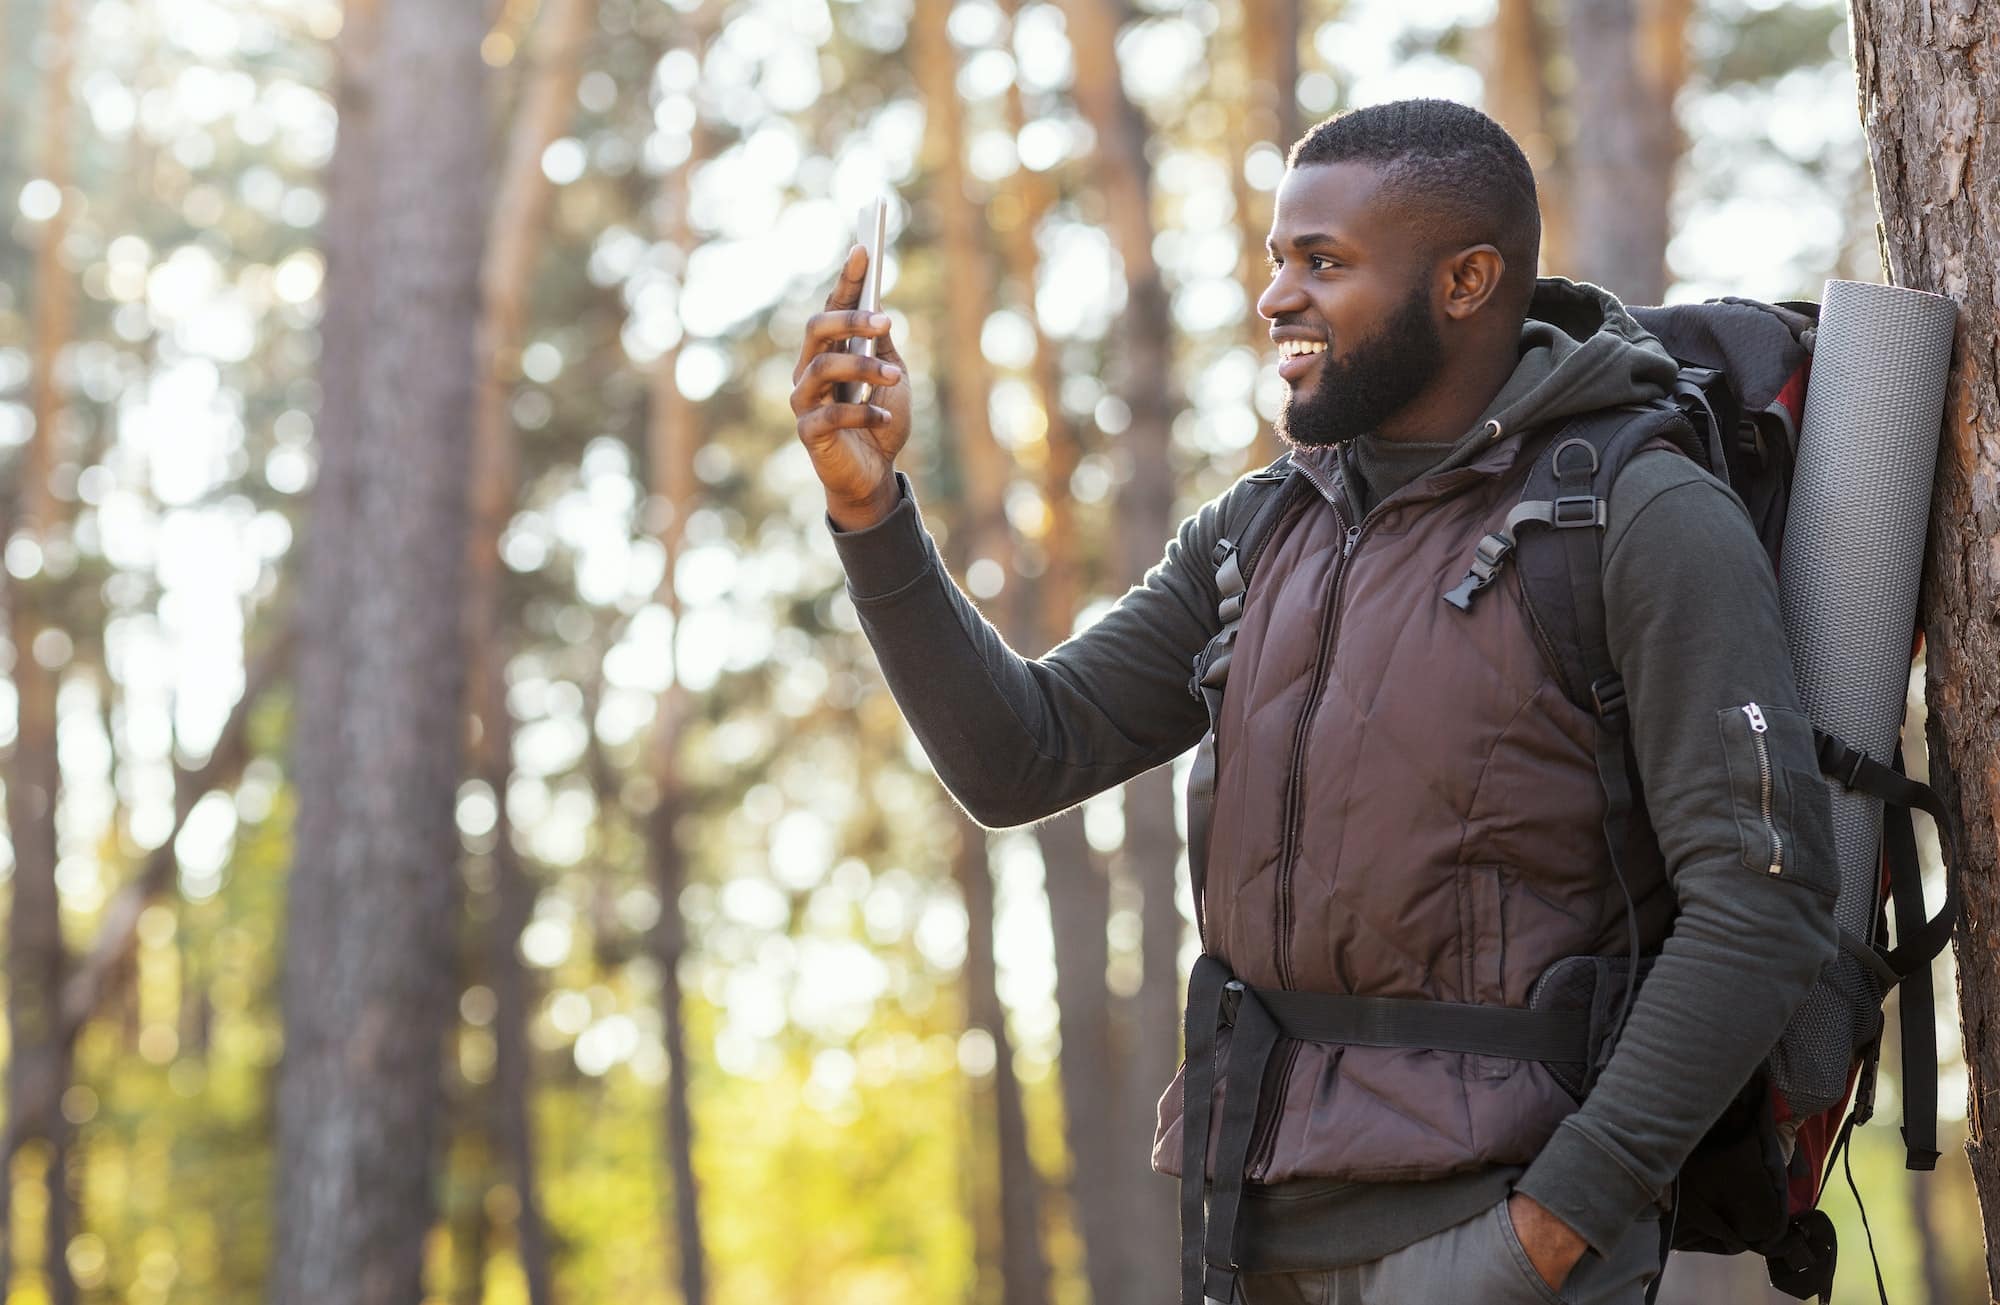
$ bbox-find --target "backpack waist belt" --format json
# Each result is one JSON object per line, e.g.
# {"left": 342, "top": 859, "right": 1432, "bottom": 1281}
{"left": 1179, "top": 952, "right": 1594, "bottom": 1305}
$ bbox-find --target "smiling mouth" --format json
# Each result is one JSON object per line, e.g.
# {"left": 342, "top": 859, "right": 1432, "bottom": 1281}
{"left": 1277, "top": 341, "right": 1326, "bottom": 382}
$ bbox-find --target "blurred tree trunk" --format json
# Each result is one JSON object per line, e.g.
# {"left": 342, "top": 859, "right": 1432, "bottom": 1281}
{"left": 1482, "top": 0, "right": 1572, "bottom": 275}
{"left": 1850, "top": 0, "right": 2000, "bottom": 1289}
{"left": 644, "top": 74, "right": 711, "bottom": 1305}
{"left": 1, "top": 0, "right": 79, "bottom": 1296}
{"left": 462, "top": 1, "right": 597, "bottom": 1298}
{"left": 1062, "top": 3, "right": 1183, "bottom": 1299}
{"left": 994, "top": 15, "right": 1135, "bottom": 1298}
{"left": 1235, "top": 0, "right": 1300, "bottom": 470}
{"left": 271, "top": 0, "right": 486, "bottom": 1297}
{"left": 1563, "top": 0, "right": 1690, "bottom": 303}
{"left": 916, "top": 7, "right": 1054, "bottom": 1300}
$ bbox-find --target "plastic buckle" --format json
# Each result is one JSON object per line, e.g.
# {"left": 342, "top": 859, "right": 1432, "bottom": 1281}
{"left": 1552, "top": 495, "right": 1603, "bottom": 529}
{"left": 1219, "top": 979, "right": 1245, "bottom": 1027}
{"left": 1590, "top": 675, "right": 1627, "bottom": 722}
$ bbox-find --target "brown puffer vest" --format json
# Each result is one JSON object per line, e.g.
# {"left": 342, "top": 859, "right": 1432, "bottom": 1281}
{"left": 1154, "top": 420, "right": 1675, "bottom": 1188}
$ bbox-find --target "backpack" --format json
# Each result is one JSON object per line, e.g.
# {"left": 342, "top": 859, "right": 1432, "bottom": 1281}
{"left": 1181, "top": 297, "right": 1960, "bottom": 1305}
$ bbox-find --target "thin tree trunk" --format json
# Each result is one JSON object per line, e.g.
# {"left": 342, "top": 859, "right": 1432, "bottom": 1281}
{"left": 1062, "top": 4, "right": 1185, "bottom": 1296}
{"left": 270, "top": 0, "right": 487, "bottom": 1296}
{"left": 2, "top": 0, "right": 78, "bottom": 1293}
{"left": 916, "top": 5, "right": 1054, "bottom": 1296}
{"left": 1563, "top": 0, "right": 1689, "bottom": 302}
{"left": 462, "top": 1, "right": 597, "bottom": 1297}
{"left": 1483, "top": 0, "right": 1571, "bottom": 276}
{"left": 1848, "top": 0, "right": 2000, "bottom": 1288}
{"left": 953, "top": 827, "right": 1052, "bottom": 1305}
{"left": 1235, "top": 0, "right": 1301, "bottom": 470}
{"left": 992, "top": 23, "right": 1131, "bottom": 1296}
{"left": 644, "top": 73, "right": 711, "bottom": 1298}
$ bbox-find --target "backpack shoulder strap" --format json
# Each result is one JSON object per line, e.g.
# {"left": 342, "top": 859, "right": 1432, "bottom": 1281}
{"left": 1511, "top": 402, "right": 1699, "bottom": 713}
{"left": 1184, "top": 452, "right": 1310, "bottom": 941}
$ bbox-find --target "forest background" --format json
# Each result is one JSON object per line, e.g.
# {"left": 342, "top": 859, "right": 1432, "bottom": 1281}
{"left": 0, "top": 0, "right": 1986, "bottom": 1302}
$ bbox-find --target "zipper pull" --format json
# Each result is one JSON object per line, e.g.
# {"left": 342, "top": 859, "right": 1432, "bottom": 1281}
{"left": 1343, "top": 524, "right": 1361, "bottom": 558}
{"left": 1741, "top": 703, "right": 1768, "bottom": 732}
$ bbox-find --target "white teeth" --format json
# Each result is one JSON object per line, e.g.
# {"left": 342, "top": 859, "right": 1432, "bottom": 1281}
{"left": 1277, "top": 340, "right": 1326, "bottom": 360}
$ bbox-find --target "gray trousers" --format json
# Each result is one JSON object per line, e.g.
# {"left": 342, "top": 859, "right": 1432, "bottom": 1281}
{"left": 1238, "top": 1199, "right": 1663, "bottom": 1305}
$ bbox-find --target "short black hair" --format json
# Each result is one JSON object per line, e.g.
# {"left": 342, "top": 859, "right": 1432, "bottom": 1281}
{"left": 1288, "top": 100, "right": 1540, "bottom": 306}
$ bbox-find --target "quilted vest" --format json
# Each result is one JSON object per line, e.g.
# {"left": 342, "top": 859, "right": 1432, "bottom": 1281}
{"left": 1153, "top": 421, "right": 1675, "bottom": 1185}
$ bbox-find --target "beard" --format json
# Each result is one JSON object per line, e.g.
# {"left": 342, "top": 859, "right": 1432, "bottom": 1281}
{"left": 1275, "top": 280, "right": 1445, "bottom": 449}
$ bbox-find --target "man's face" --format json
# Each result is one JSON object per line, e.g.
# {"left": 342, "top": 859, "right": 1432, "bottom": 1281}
{"left": 1258, "top": 161, "right": 1445, "bottom": 449}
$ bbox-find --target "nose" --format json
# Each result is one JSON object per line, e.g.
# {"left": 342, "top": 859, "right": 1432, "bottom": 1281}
{"left": 1258, "top": 266, "right": 1306, "bottom": 322}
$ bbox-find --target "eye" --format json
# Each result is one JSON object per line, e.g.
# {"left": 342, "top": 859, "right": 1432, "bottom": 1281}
{"left": 1310, "top": 254, "right": 1342, "bottom": 271}
{"left": 1263, "top": 252, "right": 1281, "bottom": 274}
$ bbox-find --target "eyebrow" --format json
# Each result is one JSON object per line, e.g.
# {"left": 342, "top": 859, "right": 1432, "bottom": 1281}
{"left": 1266, "top": 232, "right": 1359, "bottom": 258}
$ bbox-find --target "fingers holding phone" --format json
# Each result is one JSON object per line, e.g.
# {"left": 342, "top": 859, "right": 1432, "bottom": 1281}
{"left": 792, "top": 200, "right": 909, "bottom": 530}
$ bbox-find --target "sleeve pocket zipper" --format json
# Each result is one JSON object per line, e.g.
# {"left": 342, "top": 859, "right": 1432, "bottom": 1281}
{"left": 1741, "top": 703, "right": 1784, "bottom": 876}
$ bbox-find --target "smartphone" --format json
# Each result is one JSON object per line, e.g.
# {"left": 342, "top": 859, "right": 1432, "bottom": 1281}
{"left": 840, "top": 196, "right": 890, "bottom": 405}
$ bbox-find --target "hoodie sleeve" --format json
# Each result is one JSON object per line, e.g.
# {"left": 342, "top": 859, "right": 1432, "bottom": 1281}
{"left": 827, "top": 469, "right": 1242, "bottom": 828}
{"left": 1514, "top": 451, "right": 1839, "bottom": 1255}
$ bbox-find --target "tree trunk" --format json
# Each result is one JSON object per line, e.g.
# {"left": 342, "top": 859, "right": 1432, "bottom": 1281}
{"left": 463, "top": 1, "right": 597, "bottom": 1297}
{"left": 1562, "top": 0, "right": 1688, "bottom": 303}
{"left": 1482, "top": 0, "right": 1572, "bottom": 276}
{"left": 2, "top": 0, "right": 79, "bottom": 1293}
{"left": 953, "top": 826, "right": 1053, "bottom": 1305}
{"left": 270, "top": 0, "right": 486, "bottom": 1297}
{"left": 1848, "top": 0, "right": 2000, "bottom": 1288}
{"left": 992, "top": 23, "right": 1134, "bottom": 1296}
{"left": 1235, "top": 0, "right": 1301, "bottom": 470}
{"left": 1062, "top": 4, "right": 1185, "bottom": 1296}
{"left": 916, "top": 7, "right": 1054, "bottom": 1296}
{"left": 644, "top": 71, "right": 711, "bottom": 1296}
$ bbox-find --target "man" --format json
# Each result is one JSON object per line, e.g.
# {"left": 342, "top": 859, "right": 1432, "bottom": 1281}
{"left": 790, "top": 100, "right": 1835, "bottom": 1304}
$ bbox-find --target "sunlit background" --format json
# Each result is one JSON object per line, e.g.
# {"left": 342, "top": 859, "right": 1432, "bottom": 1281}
{"left": 0, "top": 0, "right": 1977, "bottom": 1301}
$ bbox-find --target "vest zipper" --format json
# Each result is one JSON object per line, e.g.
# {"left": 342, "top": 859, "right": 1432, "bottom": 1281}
{"left": 1274, "top": 498, "right": 1354, "bottom": 989}
{"left": 1741, "top": 702, "right": 1783, "bottom": 875}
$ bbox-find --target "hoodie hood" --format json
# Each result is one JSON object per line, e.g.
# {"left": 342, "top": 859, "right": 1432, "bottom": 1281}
{"left": 1469, "top": 276, "right": 1681, "bottom": 444}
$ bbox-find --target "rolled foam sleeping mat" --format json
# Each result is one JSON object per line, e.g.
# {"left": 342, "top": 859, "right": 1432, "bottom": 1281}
{"left": 1770, "top": 278, "right": 1956, "bottom": 1117}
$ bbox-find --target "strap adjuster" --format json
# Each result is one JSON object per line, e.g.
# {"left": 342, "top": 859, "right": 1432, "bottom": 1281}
{"left": 1591, "top": 675, "right": 1627, "bottom": 722}
{"left": 1552, "top": 495, "right": 1604, "bottom": 528}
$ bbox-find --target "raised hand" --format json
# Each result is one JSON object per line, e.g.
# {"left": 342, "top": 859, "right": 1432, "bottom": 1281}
{"left": 792, "top": 243, "right": 912, "bottom": 531}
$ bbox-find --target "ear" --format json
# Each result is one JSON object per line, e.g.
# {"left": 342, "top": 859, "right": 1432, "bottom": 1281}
{"left": 1439, "top": 245, "right": 1505, "bottom": 321}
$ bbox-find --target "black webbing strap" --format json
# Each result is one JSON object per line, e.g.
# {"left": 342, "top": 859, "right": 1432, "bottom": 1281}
{"left": 1181, "top": 955, "right": 1228, "bottom": 1304}
{"left": 1813, "top": 730, "right": 1960, "bottom": 975}
{"left": 1552, "top": 433, "right": 1644, "bottom": 1056}
{"left": 1181, "top": 953, "right": 1280, "bottom": 1305}
{"left": 1883, "top": 752, "right": 1940, "bottom": 1170}
{"left": 1185, "top": 466, "right": 1301, "bottom": 943}
{"left": 1813, "top": 730, "right": 1956, "bottom": 1171}
{"left": 1254, "top": 988, "right": 1592, "bottom": 1060}
{"left": 1178, "top": 954, "right": 1594, "bottom": 1304}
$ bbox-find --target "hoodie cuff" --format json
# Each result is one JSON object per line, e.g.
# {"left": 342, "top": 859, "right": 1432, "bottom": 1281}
{"left": 824, "top": 472, "right": 935, "bottom": 602}
{"left": 1515, "top": 1119, "right": 1661, "bottom": 1257}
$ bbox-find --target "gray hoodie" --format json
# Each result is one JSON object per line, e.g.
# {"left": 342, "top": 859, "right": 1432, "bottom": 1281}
{"left": 825, "top": 277, "right": 1836, "bottom": 1267}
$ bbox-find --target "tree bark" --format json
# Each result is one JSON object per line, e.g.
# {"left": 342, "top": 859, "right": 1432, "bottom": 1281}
{"left": 270, "top": 0, "right": 487, "bottom": 1297}
{"left": 463, "top": 1, "right": 597, "bottom": 1297}
{"left": 1849, "top": 0, "right": 2000, "bottom": 1288}
{"left": 2, "top": 0, "right": 79, "bottom": 1293}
